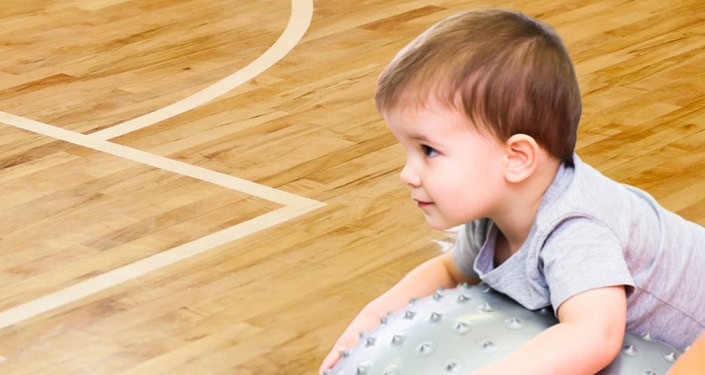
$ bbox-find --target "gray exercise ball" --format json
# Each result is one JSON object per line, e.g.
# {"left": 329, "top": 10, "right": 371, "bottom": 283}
{"left": 325, "top": 283, "right": 681, "bottom": 375}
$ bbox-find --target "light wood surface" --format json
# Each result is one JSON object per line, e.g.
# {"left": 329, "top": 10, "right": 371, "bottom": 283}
{"left": 0, "top": 0, "right": 703, "bottom": 373}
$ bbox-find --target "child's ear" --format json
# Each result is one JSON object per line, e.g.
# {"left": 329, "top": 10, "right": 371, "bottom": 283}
{"left": 503, "top": 134, "right": 539, "bottom": 183}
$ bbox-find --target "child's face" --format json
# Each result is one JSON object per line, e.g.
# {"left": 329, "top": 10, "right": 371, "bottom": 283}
{"left": 384, "top": 102, "right": 508, "bottom": 230}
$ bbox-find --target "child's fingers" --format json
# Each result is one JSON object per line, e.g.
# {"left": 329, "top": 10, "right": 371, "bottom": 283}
{"left": 319, "top": 346, "right": 344, "bottom": 374}
{"left": 320, "top": 313, "right": 375, "bottom": 373}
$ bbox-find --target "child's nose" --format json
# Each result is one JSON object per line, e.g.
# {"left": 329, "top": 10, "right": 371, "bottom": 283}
{"left": 400, "top": 161, "right": 421, "bottom": 187}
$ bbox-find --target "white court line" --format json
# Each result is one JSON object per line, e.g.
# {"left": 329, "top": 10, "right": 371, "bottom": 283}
{"left": 0, "top": 111, "right": 325, "bottom": 329}
{"left": 0, "top": 204, "right": 322, "bottom": 330}
{"left": 0, "top": 111, "right": 319, "bottom": 208}
{"left": 88, "top": 0, "right": 313, "bottom": 141}
{"left": 0, "top": 0, "right": 321, "bottom": 331}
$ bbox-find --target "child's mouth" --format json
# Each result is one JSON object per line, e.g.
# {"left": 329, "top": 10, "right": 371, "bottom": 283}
{"left": 415, "top": 200, "right": 433, "bottom": 208}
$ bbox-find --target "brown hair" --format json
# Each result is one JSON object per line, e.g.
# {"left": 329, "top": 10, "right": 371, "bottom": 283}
{"left": 375, "top": 9, "right": 581, "bottom": 162}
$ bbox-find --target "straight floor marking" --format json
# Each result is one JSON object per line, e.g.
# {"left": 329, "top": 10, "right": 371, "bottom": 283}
{"left": 0, "top": 204, "right": 323, "bottom": 330}
{"left": 0, "top": 111, "right": 318, "bottom": 208}
{"left": 0, "top": 112, "right": 325, "bottom": 328}
{"left": 88, "top": 0, "right": 313, "bottom": 141}
{"left": 0, "top": 0, "right": 322, "bottom": 331}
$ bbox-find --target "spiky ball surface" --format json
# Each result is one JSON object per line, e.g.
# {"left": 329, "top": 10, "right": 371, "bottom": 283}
{"left": 327, "top": 283, "right": 680, "bottom": 375}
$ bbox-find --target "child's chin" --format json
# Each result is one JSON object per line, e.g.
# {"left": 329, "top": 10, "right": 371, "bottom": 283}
{"left": 425, "top": 219, "right": 454, "bottom": 231}
{"left": 425, "top": 215, "right": 467, "bottom": 231}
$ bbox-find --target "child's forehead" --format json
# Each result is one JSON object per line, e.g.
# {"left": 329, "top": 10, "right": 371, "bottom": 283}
{"left": 387, "top": 101, "right": 473, "bottom": 132}
{"left": 385, "top": 101, "right": 504, "bottom": 149}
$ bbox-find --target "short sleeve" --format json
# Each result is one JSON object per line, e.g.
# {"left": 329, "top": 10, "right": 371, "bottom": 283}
{"left": 540, "top": 217, "right": 635, "bottom": 312}
{"left": 452, "top": 219, "right": 491, "bottom": 280}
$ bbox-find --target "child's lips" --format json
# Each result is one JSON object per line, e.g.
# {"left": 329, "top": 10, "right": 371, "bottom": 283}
{"left": 414, "top": 199, "right": 433, "bottom": 208}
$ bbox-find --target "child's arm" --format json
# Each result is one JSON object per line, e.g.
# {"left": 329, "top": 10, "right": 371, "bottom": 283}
{"left": 365, "top": 250, "right": 479, "bottom": 316}
{"left": 668, "top": 329, "right": 705, "bottom": 374}
{"left": 320, "top": 251, "right": 478, "bottom": 374}
{"left": 471, "top": 285, "right": 627, "bottom": 375}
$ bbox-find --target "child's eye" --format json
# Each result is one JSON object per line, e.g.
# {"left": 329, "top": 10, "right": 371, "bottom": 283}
{"left": 421, "top": 144, "right": 438, "bottom": 158}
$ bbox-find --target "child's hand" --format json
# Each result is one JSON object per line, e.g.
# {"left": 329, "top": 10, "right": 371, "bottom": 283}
{"left": 319, "top": 308, "right": 384, "bottom": 374}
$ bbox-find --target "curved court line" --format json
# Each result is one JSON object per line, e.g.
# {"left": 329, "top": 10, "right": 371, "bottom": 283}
{"left": 0, "top": 0, "right": 320, "bottom": 333}
{"left": 88, "top": 0, "right": 313, "bottom": 141}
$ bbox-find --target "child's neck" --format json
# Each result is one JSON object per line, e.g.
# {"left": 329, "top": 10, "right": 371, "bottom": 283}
{"left": 491, "top": 157, "right": 561, "bottom": 261}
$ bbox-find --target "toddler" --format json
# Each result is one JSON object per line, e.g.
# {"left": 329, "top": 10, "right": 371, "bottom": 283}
{"left": 320, "top": 8, "right": 705, "bottom": 374}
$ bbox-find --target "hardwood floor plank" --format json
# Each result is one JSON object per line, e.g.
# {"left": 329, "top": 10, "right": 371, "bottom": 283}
{"left": 0, "top": 1, "right": 702, "bottom": 373}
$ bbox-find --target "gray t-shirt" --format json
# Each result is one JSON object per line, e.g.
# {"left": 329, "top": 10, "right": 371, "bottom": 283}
{"left": 452, "top": 153, "right": 705, "bottom": 350}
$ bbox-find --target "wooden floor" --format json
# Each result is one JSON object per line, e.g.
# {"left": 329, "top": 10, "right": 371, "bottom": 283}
{"left": 0, "top": 0, "right": 703, "bottom": 373}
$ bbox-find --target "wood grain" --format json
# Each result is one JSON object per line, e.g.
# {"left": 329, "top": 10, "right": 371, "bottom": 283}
{"left": 0, "top": 0, "right": 703, "bottom": 373}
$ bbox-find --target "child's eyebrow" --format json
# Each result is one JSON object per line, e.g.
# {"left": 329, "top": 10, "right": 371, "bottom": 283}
{"left": 409, "top": 133, "right": 431, "bottom": 142}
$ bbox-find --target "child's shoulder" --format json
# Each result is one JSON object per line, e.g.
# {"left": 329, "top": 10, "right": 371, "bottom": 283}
{"left": 537, "top": 153, "right": 653, "bottom": 226}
